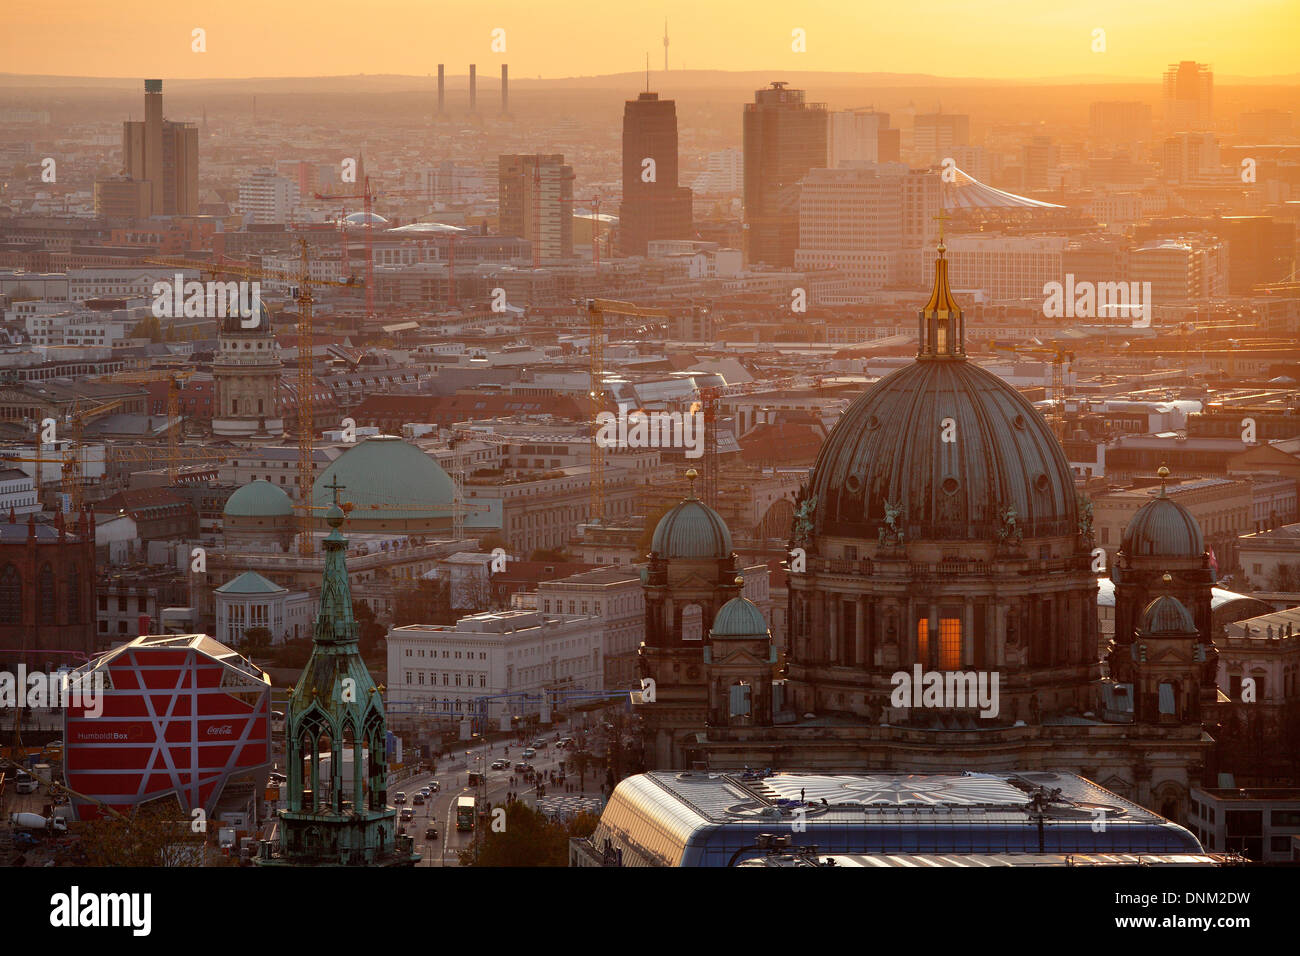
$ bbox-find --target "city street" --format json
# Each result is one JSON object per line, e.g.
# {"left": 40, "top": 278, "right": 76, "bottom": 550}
{"left": 394, "top": 725, "right": 610, "bottom": 867}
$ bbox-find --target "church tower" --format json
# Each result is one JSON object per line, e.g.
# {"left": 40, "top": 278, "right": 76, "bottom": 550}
{"left": 1110, "top": 465, "right": 1218, "bottom": 717}
{"left": 260, "top": 479, "right": 417, "bottom": 866}
{"left": 639, "top": 470, "right": 741, "bottom": 768}
{"left": 705, "top": 582, "right": 777, "bottom": 729}
{"left": 212, "top": 299, "right": 284, "bottom": 439}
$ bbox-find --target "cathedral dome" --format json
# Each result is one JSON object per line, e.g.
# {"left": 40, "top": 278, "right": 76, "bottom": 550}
{"left": 711, "top": 595, "right": 769, "bottom": 638}
{"left": 1140, "top": 594, "right": 1196, "bottom": 634}
{"left": 651, "top": 495, "right": 733, "bottom": 560}
{"left": 805, "top": 244, "right": 1077, "bottom": 544}
{"left": 221, "top": 299, "right": 273, "bottom": 335}
{"left": 224, "top": 479, "right": 293, "bottom": 519}
{"left": 806, "top": 364, "right": 1076, "bottom": 543}
{"left": 1121, "top": 475, "right": 1204, "bottom": 559}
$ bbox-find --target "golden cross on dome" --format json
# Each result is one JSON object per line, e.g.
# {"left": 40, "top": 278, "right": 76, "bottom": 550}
{"left": 933, "top": 208, "right": 950, "bottom": 243}
{"left": 325, "top": 476, "right": 346, "bottom": 507}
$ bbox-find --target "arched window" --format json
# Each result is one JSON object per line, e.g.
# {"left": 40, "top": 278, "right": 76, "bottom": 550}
{"left": 67, "top": 564, "right": 81, "bottom": 625}
{"left": 0, "top": 564, "right": 20, "bottom": 623}
{"left": 38, "top": 564, "right": 55, "bottom": 624}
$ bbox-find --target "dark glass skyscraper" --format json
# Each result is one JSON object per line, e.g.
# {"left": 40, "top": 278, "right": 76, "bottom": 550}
{"left": 742, "top": 82, "right": 827, "bottom": 267}
{"left": 619, "top": 92, "right": 692, "bottom": 257}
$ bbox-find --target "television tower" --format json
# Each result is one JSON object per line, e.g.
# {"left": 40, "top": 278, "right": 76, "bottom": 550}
{"left": 663, "top": 18, "right": 669, "bottom": 72}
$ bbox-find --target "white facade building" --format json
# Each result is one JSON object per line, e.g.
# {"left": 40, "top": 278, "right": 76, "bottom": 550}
{"left": 387, "top": 609, "right": 605, "bottom": 727}
{"left": 238, "top": 168, "right": 301, "bottom": 225}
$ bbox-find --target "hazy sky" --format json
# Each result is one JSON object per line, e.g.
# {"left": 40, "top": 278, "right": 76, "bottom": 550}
{"left": 5, "top": 0, "right": 1296, "bottom": 79}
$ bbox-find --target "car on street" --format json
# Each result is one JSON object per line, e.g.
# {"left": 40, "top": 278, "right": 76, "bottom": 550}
{"left": 399, "top": 808, "right": 414, "bottom": 822}
{"left": 412, "top": 793, "right": 424, "bottom": 805}
{"left": 425, "top": 825, "right": 438, "bottom": 841}
{"left": 491, "top": 759, "right": 508, "bottom": 770}
{"left": 532, "top": 739, "right": 548, "bottom": 749}
{"left": 393, "top": 792, "right": 407, "bottom": 805}
{"left": 428, "top": 781, "right": 440, "bottom": 793}
{"left": 515, "top": 762, "right": 530, "bottom": 773}
{"left": 419, "top": 786, "right": 432, "bottom": 797}
{"left": 522, "top": 748, "right": 537, "bottom": 758}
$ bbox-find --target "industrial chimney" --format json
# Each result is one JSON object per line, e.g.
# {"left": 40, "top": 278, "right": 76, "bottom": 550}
{"left": 501, "top": 64, "right": 509, "bottom": 114}
{"left": 437, "top": 63, "right": 445, "bottom": 115}
{"left": 469, "top": 64, "right": 477, "bottom": 111}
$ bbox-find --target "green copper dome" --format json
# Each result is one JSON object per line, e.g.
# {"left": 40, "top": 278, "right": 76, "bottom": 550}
{"left": 1122, "top": 490, "right": 1204, "bottom": 559}
{"left": 651, "top": 496, "right": 733, "bottom": 560}
{"left": 224, "top": 479, "right": 294, "bottom": 518}
{"left": 312, "top": 435, "right": 454, "bottom": 522}
{"left": 1140, "top": 595, "right": 1196, "bottom": 634}
{"left": 711, "top": 595, "right": 769, "bottom": 638}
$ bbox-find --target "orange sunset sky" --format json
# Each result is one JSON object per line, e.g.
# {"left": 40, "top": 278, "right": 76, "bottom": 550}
{"left": 2, "top": 0, "right": 1297, "bottom": 80}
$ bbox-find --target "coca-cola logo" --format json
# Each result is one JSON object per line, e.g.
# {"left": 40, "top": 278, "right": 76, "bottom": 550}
{"left": 207, "top": 724, "right": 234, "bottom": 736}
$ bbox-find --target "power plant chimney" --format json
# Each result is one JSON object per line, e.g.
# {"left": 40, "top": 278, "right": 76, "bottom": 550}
{"left": 437, "top": 64, "right": 445, "bottom": 114}
{"left": 469, "top": 63, "right": 477, "bottom": 111}
{"left": 501, "top": 63, "right": 509, "bottom": 114}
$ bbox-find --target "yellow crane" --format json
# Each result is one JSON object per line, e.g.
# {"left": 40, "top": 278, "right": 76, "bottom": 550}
{"left": 584, "top": 299, "right": 672, "bottom": 523}
{"left": 991, "top": 342, "right": 1076, "bottom": 437}
{"left": 93, "top": 370, "right": 194, "bottom": 483}
{"left": 147, "top": 243, "right": 362, "bottom": 554}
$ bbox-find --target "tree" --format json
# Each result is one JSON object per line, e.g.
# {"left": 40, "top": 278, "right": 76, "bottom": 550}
{"left": 393, "top": 576, "right": 452, "bottom": 626}
{"left": 456, "top": 802, "right": 596, "bottom": 867}
{"left": 353, "top": 600, "right": 386, "bottom": 656}
{"left": 528, "top": 547, "right": 571, "bottom": 563}
{"left": 77, "top": 800, "right": 214, "bottom": 867}
{"left": 477, "top": 532, "right": 510, "bottom": 553}
{"left": 241, "top": 626, "right": 273, "bottom": 657}
{"left": 636, "top": 502, "right": 674, "bottom": 557}
{"left": 129, "top": 314, "right": 163, "bottom": 343}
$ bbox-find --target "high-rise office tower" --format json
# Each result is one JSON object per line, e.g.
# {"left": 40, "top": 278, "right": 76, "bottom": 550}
{"left": 828, "top": 110, "right": 900, "bottom": 166}
{"left": 1089, "top": 101, "right": 1154, "bottom": 147}
{"left": 742, "top": 82, "right": 827, "bottom": 267}
{"left": 619, "top": 92, "right": 693, "bottom": 257}
{"left": 122, "top": 79, "right": 198, "bottom": 216}
{"left": 1163, "top": 61, "right": 1213, "bottom": 130}
{"left": 498, "top": 154, "right": 574, "bottom": 261}
{"left": 912, "top": 112, "right": 970, "bottom": 160}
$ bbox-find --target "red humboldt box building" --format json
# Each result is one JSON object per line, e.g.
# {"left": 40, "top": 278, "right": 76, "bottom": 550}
{"left": 63, "top": 634, "right": 271, "bottom": 821}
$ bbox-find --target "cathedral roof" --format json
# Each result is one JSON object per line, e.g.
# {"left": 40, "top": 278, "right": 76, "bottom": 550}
{"left": 1140, "top": 594, "right": 1197, "bottom": 634}
{"left": 1121, "top": 470, "right": 1204, "bottom": 559}
{"left": 711, "top": 595, "right": 769, "bottom": 638}
{"left": 651, "top": 493, "right": 733, "bottom": 560}
{"left": 804, "top": 244, "right": 1077, "bottom": 543}
{"left": 311, "top": 435, "right": 453, "bottom": 522}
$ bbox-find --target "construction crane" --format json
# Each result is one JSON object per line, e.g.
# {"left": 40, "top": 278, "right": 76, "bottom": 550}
{"left": 3, "top": 398, "right": 128, "bottom": 513}
{"left": 147, "top": 243, "right": 361, "bottom": 555}
{"left": 93, "top": 370, "right": 194, "bottom": 483}
{"left": 585, "top": 299, "right": 672, "bottom": 523}
{"left": 315, "top": 176, "right": 377, "bottom": 320}
{"left": 991, "top": 342, "right": 1076, "bottom": 436}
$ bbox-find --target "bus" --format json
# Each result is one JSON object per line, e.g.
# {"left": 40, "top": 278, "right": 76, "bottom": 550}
{"left": 456, "top": 796, "right": 476, "bottom": 832}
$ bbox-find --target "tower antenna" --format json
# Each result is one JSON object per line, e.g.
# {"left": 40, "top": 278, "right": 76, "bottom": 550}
{"left": 646, "top": 52, "right": 650, "bottom": 93}
{"left": 663, "top": 18, "right": 669, "bottom": 72}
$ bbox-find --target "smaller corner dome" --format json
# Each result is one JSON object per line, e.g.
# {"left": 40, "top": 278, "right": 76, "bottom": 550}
{"left": 1121, "top": 493, "right": 1204, "bottom": 558}
{"left": 651, "top": 497, "right": 733, "bottom": 560}
{"left": 224, "top": 479, "right": 294, "bottom": 518}
{"left": 1140, "top": 595, "right": 1197, "bottom": 634}
{"left": 711, "top": 596, "right": 768, "bottom": 638}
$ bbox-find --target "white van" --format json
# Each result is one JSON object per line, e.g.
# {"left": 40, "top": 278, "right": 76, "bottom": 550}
{"left": 14, "top": 769, "right": 37, "bottom": 794}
